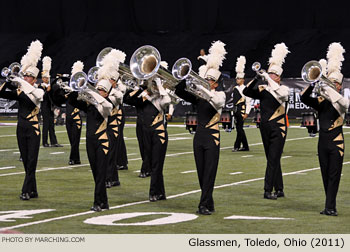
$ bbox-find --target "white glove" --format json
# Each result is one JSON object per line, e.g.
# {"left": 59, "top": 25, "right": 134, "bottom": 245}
{"left": 62, "top": 85, "right": 73, "bottom": 93}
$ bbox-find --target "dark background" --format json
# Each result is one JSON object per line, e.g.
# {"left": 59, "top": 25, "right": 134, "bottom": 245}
{"left": 1, "top": 0, "right": 350, "bottom": 78}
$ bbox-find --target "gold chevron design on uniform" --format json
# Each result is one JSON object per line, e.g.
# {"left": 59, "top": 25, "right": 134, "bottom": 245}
{"left": 258, "top": 85, "right": 266, "bottom": 92}
{"left": 98, "top": 132, "right": 108, "bottom": 140}
{"left": 328, "top": 116, "right": 343, "bottom": 131}
{"left": 32, "top": 123, "right": 39, "bottom": 129}
{"left": 117, "top": 109, "right": 123, "bottom": 115}
{"left": 0, "top": 82, "right": 6, "bottom": 91}
{"left": 160, "top": 139, "right": 166, "bottom": 144}
{"left": 156, "top": 124, "right": 165, "bottom": 131}
{"left": 72, "top": 108, "right": 79, "bottom": 115}
{"left": 77, "top": 125, "right": 81, "bottom": 129}
{"left": 76, "top": 120, "right": 81, "bottom": 125}
{"left": 103, "top": 149, "right": 109, "bottom": 154}
{"left": 318, "top": 97, "right": 325, "bottom": 103}
{"left": 101, "top": 141, "right": 109, "bottom": 148}
{"left": 26, "top": 107, "right": 40, "bottom": 119}
{"left": 73, "top": 115, "right": 80, "bottom": 120}
{"left": 95, "top": 120, "right": 107, "bottom": 135}
{"left": 130, "top": 90, "right": 138, "bottom": 97}
{"left": 206, "top": 113, "right": 220, "bottom": 128}
{"left": 112, "top": 126, "right": 119, "bottom": 132}
{"left": 339, "top": 150, "right": 344, "bottom": 157}
{"left": 269, "top": 105, "right": 285, "bottom": 121}
{"left": 17, "top": 89, "right": 22, "bottom": 96}
{"left": 281, "top": 132, "right": 286, "bottom": 138}
{"left": 111, "top": 107, "right": 118, "bottom": 116}
{"left": 280, "top": 126, "right": 286, "bottom": 132}
{"left": 333, "top": 133, "right": 343, "bottom": 142}
{"left": 212, "top": 133, "right": 219, "bottom": 139}
{"left": 151, "top": 113, "right": 163, "bottom": 126}
{"left": 29, "top": 115, "right": 38, "bottom": 122}
{"left": 236, "top": 97, "right": 245, "bottom": 105}
{"left": 210, "top": 124, "right": 219, "bottom": 131}
{"left": 158, "top": 132, "right": 165, "bottom": 138}
{"left": 109, "top": 119, "right": 118, "bottom": 126}
{"left": 114, "top": 132, "right": 118, "bottom": 138}
{"left": 337, "top": 143, "right": 344, "bottom": 150}
{"left": 277, "top": 118, "right": 285, "bottom": 125}
{"left": 214, "top": 139, "right": 220, "bottom": 146}
{"left": 35, "top": 130, "right": 40, "bottom": 135}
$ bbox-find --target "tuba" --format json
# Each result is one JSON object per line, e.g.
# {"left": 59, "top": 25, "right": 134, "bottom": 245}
{"left": 69, "top": 71, "right": 99, "bottom": 105}
{"left": 118, "top": 63, "right": 140, "bottom": 90}
{"left": 86, "top": 47, "right": 114, "bottom": 84}
{"left": 1, "top": 62, "right": 22, "bottom": 82}
{"left": 129, "top": 45, "right": 180, "bottom": 90}
{"left": 301, "top": 60, "right": 337, "bottom": 91}
{"left": 172, "top": 57, "right": 210, "bottom": 100}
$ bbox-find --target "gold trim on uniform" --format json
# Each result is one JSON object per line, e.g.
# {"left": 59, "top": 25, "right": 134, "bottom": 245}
{"left": 95, "top": 120, "right": 107, "bottom": 135}
{"left": 337, "top": 143, "right": 344, "bottom": 150}
{"left": 102, "top": 142, "right": 109, "bottom": 148}
{"left": 17, "top": 89, "right": 22, "bottom": 96}
{"left": 339, "top": 150, "right": 344, "bottom": 157}
{"left": 160, "top": 139, "right": 166, "bottom": 144}
{"left": 258, "top": 85, "right": 266, "bottom": 92}
{"left": 0, "top": 82, "right": 6, "bottom": 91}
{"left": 333, "top": 133, "right": 343, "bottom": 142}
{"left": 73, "top": 115, "right": 80, "bottom": 120}
{"left": 26, "top": 107, "right": 40, "bottom": 119}
{"left": 269, "top": 105, "right": 285, "bottom": 121}
{"left": 281, "top": 132, "right": 286, "bottom": 138}
{"left": 210, "top": 123, "right": 219, "bottom": 131}
{"left": 72, "top": 108, "right": 79, "bottom": 115}
{"left": 35, "top": 130, "right": 40, "bottom": 135}
{"left": 29, "top": 115, "right": 38, "bottom": 122}
{"left": 280, "top": 126, "right": 286, "bottom": 132}
{"left": 328, "top": 116, "right": 343, "bottom": 131}
{"left": 117, "top": 109, "right": 123, "bottom": 115}
{"left": 103, "top": 149, "right": 109, "bottom": 154}
{"left": 156, "top": 124, "right": 165, "bottom": 131}
{"left": 98, "top": 132, "right": 108, "bottom": 140}
{"left": 111, "top": 107, "right": 118, "bottom": 116}
{"left": 214, "top": 139, "right": 220, "bottom": 146}
{"left": 212, "top": 133, "right": 219, "bottom": 139}
{"left": 151, "top": 113, "right": 163, "bottom": 126}
{"left": 32, "top": 123, "right": 39, "bottom": 129}
{"left": 318, "top": 96, "right": 325, "bottom": 103}
{"left": 277, "top": 118, "right": 285, "bottom": 125}
{"left": 236, "top": 97, "right": 245, "bottom": 105}
{"left": 206, "top": 113, "right": 220, "bottom": 128}
{"left": 130, "top": 90, "right": 138, "bottom": 97}
{"left": 109, "top": 119, "right": 118, "bottom": 126}
{"left": 158, "top": 132, "right": 165, "bottom": 138}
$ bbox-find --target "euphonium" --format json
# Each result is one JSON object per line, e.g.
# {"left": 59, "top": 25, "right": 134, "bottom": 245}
{"left": 1, "top": 62, "right": 22, "bottom": 82}
{"left": 301, "top": 60, "right": 337, "bottom": 91}
{"left": 172, "top": 57, "right": 210, "bottom": 100}
{"left": 69, "top": 71, "right": 99, "bottom": 105}
{"left": 129, "top": 45, "right": 180, "bottom": 90}
{"left": 118, "top": 63, "right": 140, "bottom": 90}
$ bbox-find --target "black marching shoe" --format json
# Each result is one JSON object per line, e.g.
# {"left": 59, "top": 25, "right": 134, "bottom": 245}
{"left": 100, "top": 203, "right": 109, "bottom": 210}
{"left": 19, "top": 193, "right": 30, "bottom": 200}
{"left": 156, "top": 194, "right": 166, "bottom": 201}
{"left": 232, "top": 148, "right": 239, "bottom": 152}
{"left": 90, "top": 205, "right": 102, "bottom": 212}
{"left": 275, "top": 190, "right": 285, "bottom": 198}
{"left": 43, "top": 143, "right": 50, "bottom": 147}
{"left": 69, "top": 160, "right": 81, "bottom": 165}
{"left": 117, "top": 165, "right": 128, "bottom": 170}
{"left": 110, "top": 181, "right": 120, "bottom": 187}
{"left": 238, "top": 147, "right": 249, "bottom": 151}
{"left": 208, "top": 206, "right": 215, "bottom": 213}
{"left": 105, "top": 181, "right": 112, "bottom": 188}
{"left": 29, "top": 192, "right": 38, "bottom": 198}
{"left": 196, "top": 206, "right": 211, "bottom": 215}
{"left": 320, "top": 208, "right": 338, "bottom": 216}
{"left": 149, "top": 195, "right": 157, "bottom": 202}
{"left": 138, "top": 172, "right": 146, "bottom": 178}
{"left": 51, "top": 143, "right": 63, "bottom": 147}
{"left": 145, "top": 172, "right": 151, "bottom": 177}
{"left": 264, "top": 191, "right": 277, "bottom": 200}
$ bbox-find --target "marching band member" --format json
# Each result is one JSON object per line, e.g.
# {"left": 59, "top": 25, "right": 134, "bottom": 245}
{"left": 175, "top": 41, "right": 227, "bottom": 215}
{"left": 0, "top": 40, "right": 44, "bottom": 200}
{"left": 98, "top": 49, "right": 126, "bottom": 188}
{"left": 124, "top": 70, "right": 171, "bottom": 202}
{"left": 67, "top": 65, "right": 113, "bottom": 212}
{"left": 301, "top": 43, "right": 349, "bottom": 216}
{"left": 40, "top": 56, "right": 62, "bottom": 148}
{"left": 243, "top": 43, "right": 290, "bottom": 200}
{"left": 232, "top": 56, "right": 251, "bottom": 152}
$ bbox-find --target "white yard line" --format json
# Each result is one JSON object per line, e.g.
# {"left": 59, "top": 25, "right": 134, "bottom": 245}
{"left": 2, "top": 162, "right": 348, "bottom": 232}
{"left": 50, "top": 152, "right": 65, "bottom": 155}
{"left": 229, "top": 172, "right": 243, "bottom": 175}
{"left": 241, "top": 155, "right": 253, "bottom": 158}
{"left": 282, "top": 156, "right": 292, "bottom": 159}
{"left": 0, "top": 166, "right": 15, "bottom": 170}
{"left": 181, "top": 170, "right": 196, "bottom": 174}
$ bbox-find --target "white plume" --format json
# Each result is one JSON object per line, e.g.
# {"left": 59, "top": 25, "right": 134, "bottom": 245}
{"left": 235, "top": 56, "right": 246, "bottom": 74}
{"left": 42, "top": 56, "right": 52, "bottom": 72}
{"left": 98, "top": 49, "right": 121, "bottom": 80}
{"left": 71, "top": 61, "right": 84, "bottom": 75}
{"left": 326, "top": 42, "right": 345, "bottom": 74}
{"left": 114, "top": 49, "right": 126, "bottom": 63}
{"left": 20, "top": 40, "right": 43, "bottom": 71}
{"left": 318, "top": 59, "right": 327, "bottom": 76}
{"left": 198, "top": 65, "right": 208, "bottom": 78}
{"left": 160, "top": 61, "right": 168, "bottom": 70}
{"left": 206, "top": 40, "right": 227, "bottom": 70}
{"left": 268, "top": 42, "right": 290, "bottom": 67}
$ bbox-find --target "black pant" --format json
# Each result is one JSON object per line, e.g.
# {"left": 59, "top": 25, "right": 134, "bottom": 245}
{"left": 234, "top": 113, "right": 248, "bottom": 149}
{"left": 142, "top": 125, "right": 168, "bottom": 196}
{"left": 260, "top": 123, "right": 285, "bottom": 192}
{"left": 106, "top": 129, "right": 119, "bottom": 183}
{"left": 41, "top": 104, "right": 57, "bottom": 145}
{"left": 136, "top": 122, "right": 150, "bottom": 174}
{"left": 193, "top": 129, "right": 220, "bottom": 210}
{"left": 86, "top": 136, "right": 108, "bottom": 206}
{"left": 17, "top": 123, "right": 40, "bottom": 194}
{"left": 116, "top": 109, "right": 128, "bottom": 167}
{"left": 318, "top": 131, "right": 344, "bottom": 210}
{"left": 66, "top": 118, "right": 81, "bottom": 162}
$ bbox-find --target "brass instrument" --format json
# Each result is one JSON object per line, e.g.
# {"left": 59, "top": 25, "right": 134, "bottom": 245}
{"left": 118, "top": 63, "right": 140, "bottom": 90}
{"left": 129, "top": 45, "right": 180, "bottom": 90}
{"left": 1, "top": 62, "right": 22, "bottom": 83}
{"left": 86, "top": 47, "right": 114, "bottom": 84}
{"left": 172, "top": 57, "right": 210, "bottom": 100}
{"left": 69, "top": 71, "right": 99, "bottom": 105}
{"left": 301, "top": 60, "right": 337, "bottom": 92}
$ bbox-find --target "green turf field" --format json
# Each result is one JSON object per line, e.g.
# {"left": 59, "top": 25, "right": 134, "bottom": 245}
{"left": 0, "top": 123, "right": 349, "bottom": 234}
